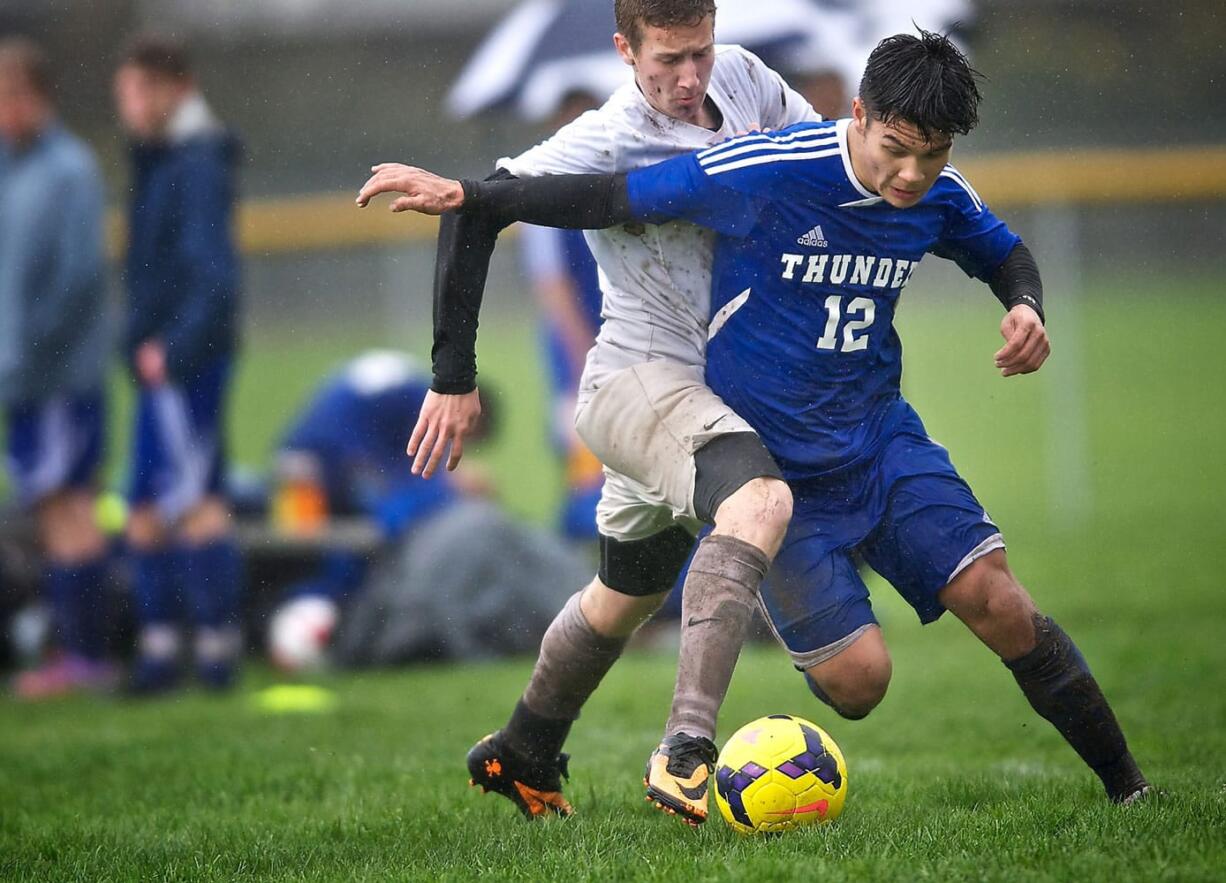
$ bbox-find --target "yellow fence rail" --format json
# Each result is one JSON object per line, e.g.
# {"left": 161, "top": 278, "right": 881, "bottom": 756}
{"left": 106, "top": 145, "right": 1226, "bottom": 257}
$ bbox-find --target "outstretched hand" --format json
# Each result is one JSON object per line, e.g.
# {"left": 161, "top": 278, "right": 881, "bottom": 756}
{"left": 406, "top": 389, "right": 482, "bottom": 478}
{"left": 994, "top": 304, "right": 1050, "bottom": 377}
{"left": 356, "top": 163, "right": 466, "bottom": 215}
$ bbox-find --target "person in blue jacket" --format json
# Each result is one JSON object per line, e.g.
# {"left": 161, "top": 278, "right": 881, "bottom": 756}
{"left": 114, "top": 35, "right": 244, "bottom": 693}
{"left": 1, "top": 38, "right": 115, "bottom": 698}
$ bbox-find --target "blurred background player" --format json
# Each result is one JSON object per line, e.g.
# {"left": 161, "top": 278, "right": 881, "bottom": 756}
{"left": 114, "top": 35, "right": 244, "bottom": 693}
{"left": 0, "top": 38, "right": 115, "bottom": 699}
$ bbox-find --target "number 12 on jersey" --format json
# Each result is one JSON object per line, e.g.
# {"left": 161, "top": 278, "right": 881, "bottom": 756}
{"left": 816, "top": 295, "right": 875, "bottom": 352}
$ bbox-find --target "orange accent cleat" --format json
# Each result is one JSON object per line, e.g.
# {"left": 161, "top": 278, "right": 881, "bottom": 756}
{"left": 466, "top": 731, "right": 573, "bottom": 820}
{"left": 643, "top": 733, "right": 718, "bottom": 826}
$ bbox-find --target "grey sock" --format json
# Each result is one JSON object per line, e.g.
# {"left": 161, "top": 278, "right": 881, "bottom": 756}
{"left": 520, "top": 590, "right": 628, "bottom": 724}
{"left": 665, "top": 534, "right": 771, "bottom": 740}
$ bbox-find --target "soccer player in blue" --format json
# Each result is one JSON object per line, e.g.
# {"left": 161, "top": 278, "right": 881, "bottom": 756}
{"left": 114, "top": 36, "right": 244, "bottom": 693}
{"left": 271, "top": 351, "right": 481, "bottom": 608}
{"left": 366, "top": 30, "right": 1150, "bottom": 805}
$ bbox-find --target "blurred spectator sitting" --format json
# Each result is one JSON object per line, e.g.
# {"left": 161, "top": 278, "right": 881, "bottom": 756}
{"left": 266, "top": 350, "right": 502, "bottom": 670}
{"left": 114, "top": 35, "right": 244, "bottom": 694}
{"left": 0, "top": 38, "right": 116, "bottom": 698}
{"left": 273, "top": 349, "right": 496, "bottom": 569}
{"left": 517, "top": 90, "right": 605, "bottom": 541}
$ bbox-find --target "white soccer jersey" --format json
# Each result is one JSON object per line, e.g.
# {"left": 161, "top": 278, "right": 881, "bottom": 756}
{"left": 497, "top": 45, "right": 819, "bottom": 403}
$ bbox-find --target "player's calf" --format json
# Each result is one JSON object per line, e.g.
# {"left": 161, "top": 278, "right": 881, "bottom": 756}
{"left": 941, "top": 553, "right": 1149, "bottom": 803}
{"left": 1004, "top": 613, "right": 1150, "bottom": 803}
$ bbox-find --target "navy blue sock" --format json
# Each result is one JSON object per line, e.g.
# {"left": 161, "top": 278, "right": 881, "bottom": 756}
{"left": 131, "top": 547, "right": 180, "bottom": 628}
{"left": 45, "top": 558, "right": 109, "bottom": 659}
{"left": 1005, "top": 615, "right": 1148, "bottom": 802}
{"left": 181, "top": 539, "right": 243, "bottom": 629}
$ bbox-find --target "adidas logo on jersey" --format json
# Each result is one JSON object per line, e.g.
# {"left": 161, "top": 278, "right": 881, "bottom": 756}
{"left": 797, "top": 225, "right": 828, "bottom": 248}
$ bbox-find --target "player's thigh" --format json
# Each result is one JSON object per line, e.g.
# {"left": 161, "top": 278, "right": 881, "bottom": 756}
{"left": 596, "top": 517, "right": 697, "bottom": 599}
{"left": 585, "top": 523, "right": 697, "bottom": 636}
{"left": 861, "top": 463, "right": 1004, "bottom": 627}
{"left": 575, "top": 361, "right": 756, "bottom": 521}
{"left": 595, "top": 466, "right": 701, "bottom": 543}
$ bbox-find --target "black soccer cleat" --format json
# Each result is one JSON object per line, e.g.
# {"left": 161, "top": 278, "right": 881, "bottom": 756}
{"left": 466, "top": 731, "right": 573, "bottom": 820}
{"left": 1118, "top": 784, "right": 1155, "bottom": 805}
{"left": 644, "top": 732, "right": 718, "bottom": 826}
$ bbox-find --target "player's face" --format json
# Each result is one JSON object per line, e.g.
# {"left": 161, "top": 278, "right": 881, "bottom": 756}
{"left": 615, "top": 17, "right": 716, "bottom": 126}
{"left": 850, "top": 98, "right": 953, "bottom": 208}
{"left": 113, "top": 65, "right": 187, "bottom": 140}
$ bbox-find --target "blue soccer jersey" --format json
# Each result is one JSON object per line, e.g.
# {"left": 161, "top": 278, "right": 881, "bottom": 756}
{"left": 626, "top": 119, "right": 1020, "bottom": 479}
{"left": 279, "top": 352, "right": 455, "bottom": 533}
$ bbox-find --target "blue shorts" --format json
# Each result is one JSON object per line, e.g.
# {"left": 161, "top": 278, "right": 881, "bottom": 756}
{"left": 759, "top": 404, "right": 1004, "bottom": 669}
{"left": 129, "top": 359, "right": 231, "bottom": 520}
{"left": 4, "top": 391, "right": 105, "bottom": 507}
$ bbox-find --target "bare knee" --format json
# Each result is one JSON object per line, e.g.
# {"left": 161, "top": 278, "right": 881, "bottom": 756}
{"left": 713, "top": 477, "right": 793, "bottom": 558}
{"left": 805, "top": 627, "right": 892, "bottom": 720}
{"left": 579, "top": 576, "right": 668, "bottom": 639}
{"left": 179, "top": 497, "right": 232, "bottom": 545}
{"left": 939, "top": 550, "right": 1040, "bottom": 660}
{"left": 37, "top": 491, "right": 105, "bottom": 563}
{"left": 127, "top": 505, "right": 167, "bottom": 551}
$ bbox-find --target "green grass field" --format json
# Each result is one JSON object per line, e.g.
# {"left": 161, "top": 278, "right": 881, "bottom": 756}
{"left": 2, "top": 277, "right": 1225, "bottom": 880}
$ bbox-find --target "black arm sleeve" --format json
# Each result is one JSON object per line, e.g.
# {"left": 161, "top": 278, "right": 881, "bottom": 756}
{"left": 460, "top": 173, "right": 633, "bottom": 231}
{"left": 430, "top": 168, "right": 517, "bottom": 394}
{"left": 430, "top": 170, "right": 634, "bottom": 394}
{"left": 988, "top": 241, "right": 1045, "bottom": 325}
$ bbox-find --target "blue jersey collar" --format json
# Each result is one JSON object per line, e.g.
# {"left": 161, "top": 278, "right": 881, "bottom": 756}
{"left": 837, "top": 119, "right": 878, "bottom": 202}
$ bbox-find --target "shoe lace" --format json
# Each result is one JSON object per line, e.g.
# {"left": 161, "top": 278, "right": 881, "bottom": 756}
{"left": 666, "top": 736, "right": 717, "bottom": 776}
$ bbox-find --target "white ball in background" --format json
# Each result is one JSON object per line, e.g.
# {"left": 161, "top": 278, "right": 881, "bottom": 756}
{"left": 268, "top": 595, "right": 339, "bottom": 673}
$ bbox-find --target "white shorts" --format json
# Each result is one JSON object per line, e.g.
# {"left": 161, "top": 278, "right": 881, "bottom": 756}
{"left": 574, "top": 361, "right": 756, "bottom": 542}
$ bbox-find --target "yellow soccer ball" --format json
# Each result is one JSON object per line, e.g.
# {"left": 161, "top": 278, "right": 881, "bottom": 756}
{"left": 713, "top": 714, "right": 848, "bottom": 834}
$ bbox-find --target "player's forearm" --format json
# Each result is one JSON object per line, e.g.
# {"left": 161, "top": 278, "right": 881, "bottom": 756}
{"left": 989, "top": 242, "right": 1044, "bottom": 324}
{"left": 459, "top": 173, "right": 634, "bottom": 231}
{"left": 430, "top": 211, "right": 494, "bottom": 393}
{"left": 432, "top": 167, "right": 531, "bottom": 393}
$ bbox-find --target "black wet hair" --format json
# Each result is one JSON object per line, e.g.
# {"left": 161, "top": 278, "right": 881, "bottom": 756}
{"left": 120, "top": 33, "right": 193, "bottom": 80}
{"left": 858, "top": 29, "right": 983, "bottom": 143}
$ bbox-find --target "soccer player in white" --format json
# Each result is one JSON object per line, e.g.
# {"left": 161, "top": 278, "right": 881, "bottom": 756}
{"left": 361, "top": 0, "right": 818, "bottom": 824}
